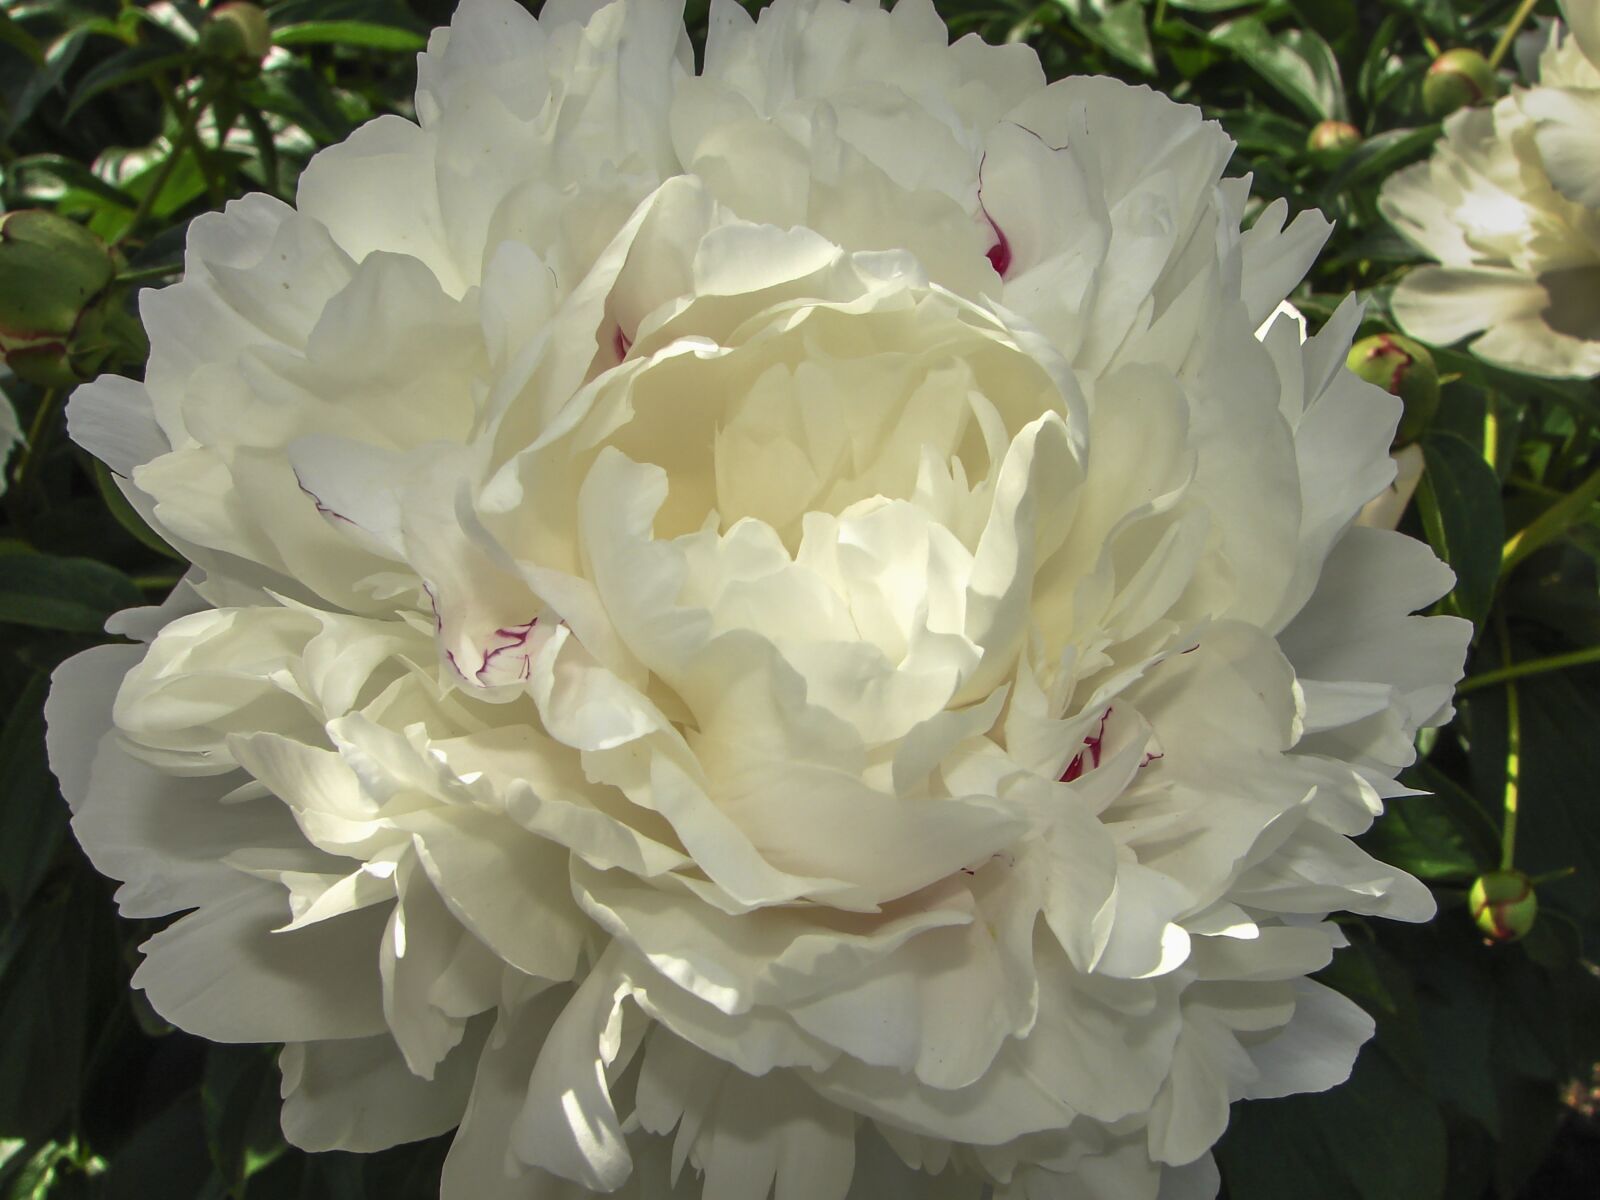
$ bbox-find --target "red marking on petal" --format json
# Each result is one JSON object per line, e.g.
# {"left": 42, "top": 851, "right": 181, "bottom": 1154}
{"left": 976, "top": 150, "right": 1013, "bottom": 279}
{"left": 475, "top": 619, "right": 538, "bottom": 683}
{"left": 613, "top": 325, "right": 632, "bottom": 362}
{"left": 1060, "top": 707, "right": 1113, "bottom": 783}
{"left": 422, "top": 582, "right": 443, "bottom": 633}
{"left": 292, "top": 469, "right": 358, "bottom": 527}
{"left": 1062, "top": 751, "right": 1086, "bottom": 783}
{"left": 1139, "top": 751, "right": 1165, "bottom": 769}
{"left": 985, "top": 218, "right": 1012, "bottom": 278}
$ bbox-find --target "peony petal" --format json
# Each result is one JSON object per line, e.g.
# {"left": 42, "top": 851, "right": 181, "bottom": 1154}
{"left": 1239, "top": 978, "right": 1373, "bottom": 1100}
{"left": 134, "top": 877, "right": 389, "bottom": 1042}
{"left": 510, "top": 945, "right": 638, "bottom": 1190}
{"left": 409, "top": 807, "right": 588, "bottom": 983}
{"left": 280, "top": 1015, "right": 489, "bottom": 1152}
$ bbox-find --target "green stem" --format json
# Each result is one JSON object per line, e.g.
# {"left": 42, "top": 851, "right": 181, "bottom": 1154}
{"left": 131, "top": 572, "right": 182, "bottom": 591}
{"left": 114, "top": 263, "right": 181, "bottom": 286}
{"left": 1489, "top": 0, "right": 1541, "bottom": 70}
{"left": 1502, "top": 463, "right": 1600, "bottom": 572}
{"left": 1457, "top": 643, "right": 1600, "bottom": 695}
{"left": 1495, "top": 611, "right": 1522, "bottom": 871}
{"left": 114, "top": 78, "right": 218, "bottom": 248}
{"left": 9, "top": 386, "right": 60, "bottom": 501}
{"left": 1154, "top": 0, "right": 1168, "bottom": 27}
{"left": 1483, "top": 392, "right": 1498, "bottom": 472}
{"left": 199, "top": 92, "right": 239, "bottom": 209}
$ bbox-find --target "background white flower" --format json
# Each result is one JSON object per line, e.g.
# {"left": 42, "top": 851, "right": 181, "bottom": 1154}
{"left": 0, "top": 382, "right": 20, "bottom": 495}
{"left": 1381, "top": 0, "right": 1600, "bottom": 379}
{"left": 47, "top": 1, "right": 1469, "bottom": 1198}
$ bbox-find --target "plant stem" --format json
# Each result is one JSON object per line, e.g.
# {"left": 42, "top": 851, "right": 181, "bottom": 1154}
{"left": 1489, "top": 0, "right": 1541, "bottom": 71}
{"left": 1154, "top": 0, "right": 1168, "bottom": 27}
{"left": 9, "top": 386, "right": 59, "bottom": 502}
{"left": 1483, "top": 394, "right": 1499, "bottom": 472}
{"left": 131, "top": 572, "right": 182, "bottom": 591}
{"left": 114, "top": 263, "right": 181, "bottom": 286}
{"left": 1495, "top": 610, "right": 1522, "bottom": 871}
{"left": 1502, "top": 463, "right": 1600, "bottom": 571}
{"left": 1457, "top": 643, "right": 1600, "bottom": 695}
{"left": 114, "top": 78, "right": 218, "bottom": 248}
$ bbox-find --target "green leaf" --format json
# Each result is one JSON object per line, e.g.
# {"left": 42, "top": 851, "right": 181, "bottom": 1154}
{"left": 91, "top": 460, "right": 180, "bottom": 562}
{"left": 1416, "top": 431, "right": 1505, "bottom": 627}
{"left": 203, "top": 1045, "right": 287, "bottom": 1188}
{"left": 272, "top": 21, "right": 427, "bottom": 52}
{"left": 1427, "top": 345, "right": 1600, "bottom": 426}
{"left": 1490, "top": 1077, "right": 1566, "bottom": 1198}
{"left": 1380, "top": 0, "right": 1461, "bottom": 38}
{"left": 1363, "top": 762, "right": 1496, "bottom": 882}
{"left": 1218, "top": 107, "right": 1310, "bottom": 156}
{"left": 1356, "top": 13, "right": 1409, "bottom": 108}
{"left": 1317, "top": 124, "right": 1439, "bottom": 199}
{"left": 0, "top": 883, "right": 105, "bottom": 1142}
{"left": 1210, "top": 17, "right": 1348, "bottom": 121}
{"left": 0, "top": 11, "right": 44, "bottom": 66}
{"left": 3, "top": 154, "right": 138, "bottom": 211}
{"left": 1, "top": 28, "right": 88, "bottom": 143}
{"left": 0, "top": 674, "right": 66, "bottom": 912}
{"left": 100, "top": 1097, "right": 215, "bottom": 1200}
{"left": 1287, "top": 0, "right": 1358, "bottom": 50}
{"left": 1409, "top": 926, "right": 1500, "bottom": 1134}
{"left": 115, "top": 146, "right": 250, "bottom": 228}
{"left": 1219, "top": 1039, "right": 1448, "bottom": 1200}
{"left": 245, "top": 64, "right": 357, "bottom": 145}
{"left": 359, "top": 1138, "right": 450, "bottom": 1200}
{"left": 1511, "top": 668, "right": 1600, "bottom": 926}
{"left": 1051, "top": 0, "right": 1155, "bottom": 75}
{"left": 0, "top": 553, "right": 141, "bottom": 633}
{"left": 64, "top": 44, "right": 191, "bottom": 120}
{"left": 7, "top": 1141, "right": 72, "bottom": 1200}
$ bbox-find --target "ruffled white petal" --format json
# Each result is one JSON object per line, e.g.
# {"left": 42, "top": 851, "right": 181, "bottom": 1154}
{"left": 48, "top": 3, "right": 1470, "bottom": 1198}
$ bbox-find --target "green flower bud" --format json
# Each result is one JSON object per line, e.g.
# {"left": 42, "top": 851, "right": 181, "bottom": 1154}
{"left": 0, "top": 210, "right": 115, "bottom": 388}
{"left": 1469, "top": 869, "right": 1538, "bottom": 943}
{"left": 1346, "top": 333, "right": 1441, "bottom": 446}
{"left": 1307, "top": 120, "right": 1362, "bottom": 154}
{"left": 1423, "top": 49, "right": 1498, "bottom": 119}
{"left": 200, "top": 2, "right": 273, "bottom": 68}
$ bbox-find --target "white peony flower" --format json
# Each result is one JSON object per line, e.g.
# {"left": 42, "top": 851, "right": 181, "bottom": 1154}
{"left": 1381, "top": 0, "right": 1600, "bottom": 379}
{"left": 48, "top": 1, "right": 1470, "bottom": 1197}
{"left": 0, "top": 381, "right": 20, "bottom": 494}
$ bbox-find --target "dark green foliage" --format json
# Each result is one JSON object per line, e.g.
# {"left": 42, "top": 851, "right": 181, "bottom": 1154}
{"left": 0, "top": 2, "right": 1597, "bottom": 1198}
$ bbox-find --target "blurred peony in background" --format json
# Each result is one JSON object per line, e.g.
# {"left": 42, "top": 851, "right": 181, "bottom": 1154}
{"left": 1382, "top": 1, "right": 1600, "bottom": 379}
{"left": 0, "top": 2, "right": 1597, "bottom": 1200}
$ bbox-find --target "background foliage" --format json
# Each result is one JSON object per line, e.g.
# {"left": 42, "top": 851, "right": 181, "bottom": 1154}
{"left": 1, "top": 0, "right": 1597, "bottom": 1197}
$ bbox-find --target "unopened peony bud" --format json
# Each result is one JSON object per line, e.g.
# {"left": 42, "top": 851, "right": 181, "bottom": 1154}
{"left": 1307, "top": 120, "right": 1361, "bottom": 153}
{"left": 1347, "top": 333, "right": 1440, "bottom": 446}
{"left": 200, "top": 2, "right": 273, "bottom": 68}
{"left": 1469, "top": 869, "right": 1538, "bottom": 942}
{"left": 1423, "top": 49, "right": 1498, "bottom": 119}
{"left": 0, "top": 210, "right": 114, "bottom": 388}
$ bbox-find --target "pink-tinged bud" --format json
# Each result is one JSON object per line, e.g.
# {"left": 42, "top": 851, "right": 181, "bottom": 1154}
{"left": 1307, "top": 120, "right": 1361, "bottom": 153}
{"left": 0, "top": 210, "right": 115, "bottom": 388}
{"left": 1346, "top": 332, "right": 1440, "bottom": 447}
{"left": 1424, "top": 49, "right": 1498, "bottom": 119}
{"left": 1469, "top": 869, "right": 1538, "bottom": 943}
